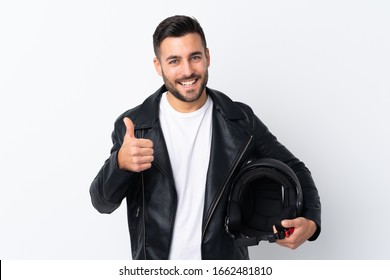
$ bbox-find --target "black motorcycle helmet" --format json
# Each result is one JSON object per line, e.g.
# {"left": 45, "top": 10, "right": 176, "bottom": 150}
{"left": 226, "top": 158, "right": 303, "bottom": 246}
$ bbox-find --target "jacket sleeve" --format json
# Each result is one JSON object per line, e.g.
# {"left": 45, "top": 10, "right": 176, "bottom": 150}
{"left": 89, "top": 115, "right": 137, "bottom": 214}
{"left": 251, "top": 112, "right": 322, "bottom": 241}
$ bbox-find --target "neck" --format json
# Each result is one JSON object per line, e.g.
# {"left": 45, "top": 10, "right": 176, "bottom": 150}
{"left": 166, "top": 91, "right": 208, "bottom": 113}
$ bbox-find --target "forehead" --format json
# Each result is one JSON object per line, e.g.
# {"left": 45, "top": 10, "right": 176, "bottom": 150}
{"left": 159, "top": 33, "right": 205, "bottom": 58}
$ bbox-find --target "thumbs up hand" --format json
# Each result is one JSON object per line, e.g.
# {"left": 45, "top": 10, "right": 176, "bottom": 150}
{"left": 123, "top": 117, "right": 136, "bottom": 138}
{"left": 118, "top": 117, "right": 154, "bottom": 172}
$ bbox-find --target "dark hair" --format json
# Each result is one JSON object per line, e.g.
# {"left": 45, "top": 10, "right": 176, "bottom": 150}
{"left": 153, "top": 15, "right": 207, "bottom": 58}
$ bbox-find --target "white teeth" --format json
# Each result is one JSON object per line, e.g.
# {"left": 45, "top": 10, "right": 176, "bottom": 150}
{"left": 180, "top": 80, "right": 196, "bottom": 86}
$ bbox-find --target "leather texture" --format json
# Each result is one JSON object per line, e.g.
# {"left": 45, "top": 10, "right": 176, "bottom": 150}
{"left": 90, "top": 85, "right": 321, "bottom": 259}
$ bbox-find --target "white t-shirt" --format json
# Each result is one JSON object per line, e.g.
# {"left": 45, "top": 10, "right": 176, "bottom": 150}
{"left": 159, "top": 92, "right": 213, "bottom": 260}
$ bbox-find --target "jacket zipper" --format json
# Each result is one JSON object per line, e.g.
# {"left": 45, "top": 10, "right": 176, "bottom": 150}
{"left": 201, "top": 135, "right": 253, "bottom": 247}
{"left": 138, "top": 125, "right": 177, "bottom": 260}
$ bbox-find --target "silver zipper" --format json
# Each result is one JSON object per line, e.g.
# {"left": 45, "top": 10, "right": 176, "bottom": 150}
{"left": 201, "top": 135, "right": 253, "bottom": 241}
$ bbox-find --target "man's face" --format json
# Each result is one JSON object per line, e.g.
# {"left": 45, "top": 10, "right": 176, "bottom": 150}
{"left": 154, "top": 33, "right": 210, "bottom": 106}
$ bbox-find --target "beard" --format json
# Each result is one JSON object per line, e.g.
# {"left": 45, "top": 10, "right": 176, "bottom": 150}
{"left": 162, "top": 70, "right": 209, "bottom": 103}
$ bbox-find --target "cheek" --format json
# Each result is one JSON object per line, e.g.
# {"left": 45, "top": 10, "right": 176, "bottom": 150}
{"left": 196, "top": 61, "right": 209, "bottom": 73}
{"left": 162, "top": 68, "right": 178, "bottom": 81}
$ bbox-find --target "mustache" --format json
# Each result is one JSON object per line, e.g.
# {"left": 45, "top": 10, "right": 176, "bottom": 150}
{"left": 176, "top": 73, "right": 201, "bottom": 83}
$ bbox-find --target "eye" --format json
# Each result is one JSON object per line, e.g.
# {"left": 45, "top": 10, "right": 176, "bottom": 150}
{"left": 191, "top": 55, "right": 201, "bottom": 61}
{"left": 168, "top": 59, "right": 178, "bottom": 65}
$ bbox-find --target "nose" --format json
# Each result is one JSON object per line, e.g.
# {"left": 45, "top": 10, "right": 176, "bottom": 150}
{"left": 181, "top": 60, "right": 195, "bottom": 78}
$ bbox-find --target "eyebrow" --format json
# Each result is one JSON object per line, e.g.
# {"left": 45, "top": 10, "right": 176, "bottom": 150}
{"left": 166, "top": 55, "right": 179, "bottom": 62}
{"left": 165, "top": 51, "right": 204, "bottom": 62}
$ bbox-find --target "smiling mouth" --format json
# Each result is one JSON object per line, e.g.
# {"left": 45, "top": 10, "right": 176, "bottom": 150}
{"left": 179, "top": 79, "right": 197, "bottom": 87}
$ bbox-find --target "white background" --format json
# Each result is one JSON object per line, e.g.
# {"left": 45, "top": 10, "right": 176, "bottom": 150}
{"left": 0, "top": 0, "right": 389, "bottom": 260}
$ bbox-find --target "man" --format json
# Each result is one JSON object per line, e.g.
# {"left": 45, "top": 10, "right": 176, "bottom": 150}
{"left": 90, "top": 15, "right": 321, "bottom": 260}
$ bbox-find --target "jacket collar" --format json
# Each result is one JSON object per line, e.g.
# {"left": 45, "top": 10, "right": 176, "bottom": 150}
{"left": 132, "top": 85, "right": 246, "bottom": 129}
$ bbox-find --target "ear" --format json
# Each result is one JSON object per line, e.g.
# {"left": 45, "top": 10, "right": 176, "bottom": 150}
{"left": 153, "top": 57, "right": 162, "bottom": 76}
{"left": 205, "top": 48, "right": 211, "bottom": 67}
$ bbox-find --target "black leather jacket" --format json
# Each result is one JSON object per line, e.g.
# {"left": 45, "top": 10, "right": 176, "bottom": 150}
{"left": 90, "top": 85, "right": 321, "bottom": 259}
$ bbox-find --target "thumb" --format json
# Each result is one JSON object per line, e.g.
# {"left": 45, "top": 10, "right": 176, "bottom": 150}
{"left": 281, "top": 219, "right": 293, "bottom": 228}
{"left": 123, "top": 117, "right": 135, "bottom": 138}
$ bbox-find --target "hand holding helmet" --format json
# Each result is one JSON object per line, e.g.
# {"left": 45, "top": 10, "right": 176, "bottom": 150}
{"left": 226, "top": 158, "right": 304, "bottom": 247}
{"left": 273, "top": 217, "right": 317, "bottom": 249}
